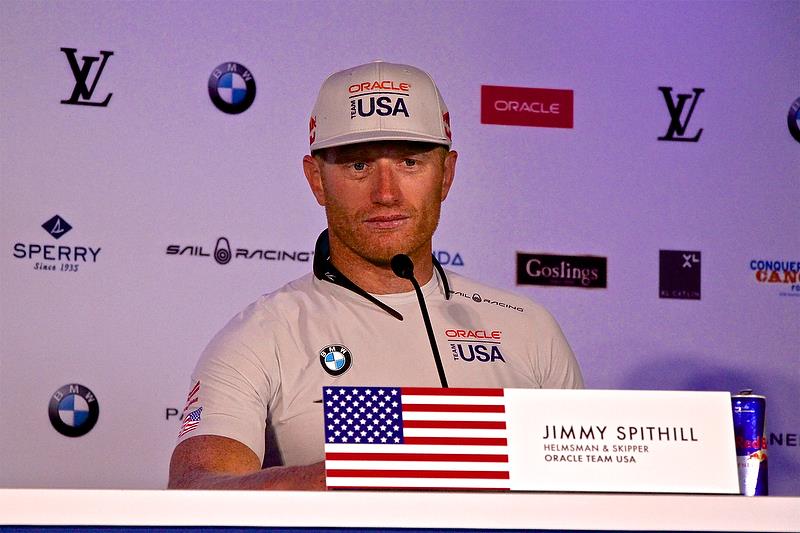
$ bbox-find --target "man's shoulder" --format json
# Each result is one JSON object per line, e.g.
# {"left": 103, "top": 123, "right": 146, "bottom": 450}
{"left": 215, "top": 273, "right": 319, "bottom": 334}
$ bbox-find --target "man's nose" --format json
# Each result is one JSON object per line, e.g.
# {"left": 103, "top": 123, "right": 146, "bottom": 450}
{"left": 370, "top": 161, "right": 401, "bottom": 205}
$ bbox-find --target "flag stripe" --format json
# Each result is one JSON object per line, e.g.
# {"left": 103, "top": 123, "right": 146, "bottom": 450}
{"left": 403, "top": 436, "right": 507, "bottom": 446}
{"left": 329, "top": 485, "right": 511, "bottom": 491}
{"left": 325, "top": 452, "right": 508, "bottom": 462}
{"left": 401, "top": 411, "right": 506, "bottom": 422}
{"left": 403, "top": 427, "right": 506, "bottom": 438}
{"left": 401, "top": 395, "right": 507, "bottom": 405}
{"left": 403, "top": 420, "right": 506, "bottom": 429}
{"left": 325, "top": 443, "right": 508, "bottom": 454}
{"left": 402, "top": 387, "right": 503, "bottom": 396}
{"left": 185, "top": 381, "right": 200, "bottom": 400}
{"left": 325, "top": 460, "right": 508, "bottom": 471}
{"left": 402, "top": 403, "right": 505, "bottom": 413}
{"left": 326, "top": 469, "right": 509, "bottom": 479}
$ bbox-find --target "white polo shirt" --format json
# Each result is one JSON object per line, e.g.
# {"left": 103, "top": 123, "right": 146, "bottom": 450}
{"left": 178, "top": 269, "right": 583, "bottom": 466}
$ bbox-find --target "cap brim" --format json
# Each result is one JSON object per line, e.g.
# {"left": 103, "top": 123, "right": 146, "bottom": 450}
{"left": 311, "top": 129, "right": 451, "bottom": 151}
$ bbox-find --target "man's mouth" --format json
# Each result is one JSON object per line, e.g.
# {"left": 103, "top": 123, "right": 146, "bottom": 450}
{"left": 363, "top": 214, "right": 409, "bottom": 230}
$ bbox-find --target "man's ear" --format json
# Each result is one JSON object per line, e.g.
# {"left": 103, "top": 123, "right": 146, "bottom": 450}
{"left": 303, "top": 155, "right": 326, "bottom": 206}
{"left": 440, "top": 150, "right": 458, "bottom": 202}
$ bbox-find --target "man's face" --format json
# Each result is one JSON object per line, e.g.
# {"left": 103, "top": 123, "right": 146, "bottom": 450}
{"left": 304, "top": 141, "right": 457, "bottom": 266}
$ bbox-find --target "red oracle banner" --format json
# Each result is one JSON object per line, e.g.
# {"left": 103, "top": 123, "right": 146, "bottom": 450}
{"left": 481, "top": 85, "right": 573, "bottom": 129}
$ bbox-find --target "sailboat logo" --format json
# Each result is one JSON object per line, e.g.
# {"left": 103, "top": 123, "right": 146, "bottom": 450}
{"left": 41, "top": 215, "right": 73, "bottom": 240}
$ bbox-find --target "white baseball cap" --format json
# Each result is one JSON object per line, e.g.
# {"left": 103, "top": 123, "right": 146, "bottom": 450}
{"left": 308, "top": 60, "right": 452, "bottom": 151}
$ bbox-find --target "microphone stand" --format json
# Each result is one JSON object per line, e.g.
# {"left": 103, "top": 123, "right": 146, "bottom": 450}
{"left": 391, "top": 254, "right": 449, "bottom": 388}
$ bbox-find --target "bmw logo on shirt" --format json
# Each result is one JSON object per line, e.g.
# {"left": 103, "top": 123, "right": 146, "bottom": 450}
{"left": 319, "top": 344, "right": 353, "bottom": 377}
{"left": 48, "top": 384, "right": 100, "bottom": 437}
{"left": 207, "top": 62, "right": 256, "bottom": 114}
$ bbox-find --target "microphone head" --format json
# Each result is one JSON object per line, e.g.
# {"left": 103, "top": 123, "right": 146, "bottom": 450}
{"left": 390, "top": 254, "right": 415, "bottom": 280}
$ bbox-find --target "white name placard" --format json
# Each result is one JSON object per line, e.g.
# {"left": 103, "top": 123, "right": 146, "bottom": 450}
{"left": 505, "top": 389, "right": 739, "bottom": 493}
{"left": 322, "top": 387, "right": 739, "bottom": 494}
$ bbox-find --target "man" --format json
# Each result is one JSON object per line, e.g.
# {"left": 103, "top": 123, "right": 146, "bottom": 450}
{"left": 168, "top": 61, "right": 583, "bottom": 490}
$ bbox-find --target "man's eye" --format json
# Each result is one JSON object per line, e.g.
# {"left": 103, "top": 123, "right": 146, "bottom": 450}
{"left": 352, "top": 162, "right": 366, "bottom": 171}
{"left": 403, "top": 159, "right": 417, "bottom": 167}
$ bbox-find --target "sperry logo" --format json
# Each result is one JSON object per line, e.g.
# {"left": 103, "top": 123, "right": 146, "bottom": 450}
{"left": 60, "top": 47, "right": 113, "bottom": 107}
{"left": 657, "top": 87, "right": 704, "bottom": 142}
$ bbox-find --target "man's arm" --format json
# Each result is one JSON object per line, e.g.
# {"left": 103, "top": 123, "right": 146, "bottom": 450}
{"left": 168, "top": 435, "right": 326, "bottom": 490}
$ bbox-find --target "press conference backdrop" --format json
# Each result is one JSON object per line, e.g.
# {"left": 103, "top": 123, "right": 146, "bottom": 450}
{"left": 1, "top": 0, "right": 797, "bottom": 494}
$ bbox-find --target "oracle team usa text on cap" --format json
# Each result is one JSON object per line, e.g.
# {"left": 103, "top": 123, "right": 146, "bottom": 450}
{"left": 309, "top": 60, "right": 452, "bottom": 151}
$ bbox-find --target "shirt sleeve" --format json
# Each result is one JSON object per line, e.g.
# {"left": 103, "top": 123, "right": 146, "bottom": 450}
{"left": 175, "top": 304, "right": 280, "bottom": 464}
{"left": 528, "top": 305, "right": 584, "bottom": 389}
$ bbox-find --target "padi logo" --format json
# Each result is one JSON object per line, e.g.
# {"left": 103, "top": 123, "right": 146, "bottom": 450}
{"left": 12, "top": 215, "right": 101, "bottom": 273}
{"left": 433, "top": 250, "right": 464, "bottom": 267}
{"left": 749, "top": 259, "right": 800, "bottom": 298}
{"left": 451, "top": 290, "right": 523, "bottom": 313}
{"left": 60, "top": 47, "right": 113, "bottom": 107}
{"left": 208, "top": 62, "right": 256, "bottom": 114}
{"left": 48, "top": 384, "right": 99, "bottom": 437}
{"left": 446, "top": 329, "right": 506, "bottom": 363}
{"left": 166, "top": 237, "right": 312, "bottom": 266}
{"left": 319, "top": 344, "right": 353, "bottom": 377}
{"left": 788, "top": 96, "right": 800, "bottom": 143}
{"left": 349, "top": 80, "right": 410, "bottom": 119}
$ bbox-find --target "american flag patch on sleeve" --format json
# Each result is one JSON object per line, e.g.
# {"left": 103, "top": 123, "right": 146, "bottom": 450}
{"left": 178, "top": 406, "right": 203, "bottom": 438}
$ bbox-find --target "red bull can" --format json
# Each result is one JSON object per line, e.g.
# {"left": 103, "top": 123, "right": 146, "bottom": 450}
{"left": 731, "top": 390, "right": 767, "bottom": 496}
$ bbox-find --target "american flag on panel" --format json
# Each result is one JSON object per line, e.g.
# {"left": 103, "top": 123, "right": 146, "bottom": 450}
{"left": 323, "top": 386, "right": 509, "bottom": 490}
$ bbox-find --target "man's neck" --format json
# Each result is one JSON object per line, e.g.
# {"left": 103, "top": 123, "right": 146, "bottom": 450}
{"left": 329, "top": 242, "right": 435, "bottom": 295}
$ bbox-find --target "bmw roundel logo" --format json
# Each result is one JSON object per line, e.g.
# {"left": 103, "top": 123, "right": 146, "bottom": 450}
{"left": 48, "top": 384, "right": 99, "bottom": 437}
{"left": 319, "top": 344, "right": 352, "bottom": 377}
{"left": 208, "top": 62, "right": 256, "bottom": 114}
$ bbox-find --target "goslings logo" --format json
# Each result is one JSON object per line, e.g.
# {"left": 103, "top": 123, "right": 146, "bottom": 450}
{"left": 517, "top": 253, "right": 606, "bottom": 289}
{"left": 658, "top": 87, "right": 704, "bottom": 142}
{"left": 749, "top": 259, "right": 800, "bottom": 298}
{"left": 445, "top": 328, "right": 506, "bottom": 364}
{"left": 60, "top": 47, "right": 113, "bottom": 107}
{"left": 659, "top": 250, "right": 701, "bottom": 300}
{"left": 481, "top": 85, "right": 573, "bottom": 129}
{"left": 788, "top": 96, "right": 800, "bottom": 143}
{"left": 166, "top": 237, "right": 312, "bottom": 266}
{"left": 12, "top": 215, "right": 101, "bottom": 272}
{"left": 319, "top": 344, "right": 353, "bottom": 377}
{"left": 348, "top": 80, "right": 411, "bottom": 119}
{"left": 48, "top": 384, "right": 99, "bottom": 437}
{"left": 208, "top": 62, "right": 256, "bottom": 114}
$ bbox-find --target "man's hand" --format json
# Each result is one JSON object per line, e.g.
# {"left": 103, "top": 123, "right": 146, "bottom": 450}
{"left": 168, "top": 435, "right": 326, "bottom": 490}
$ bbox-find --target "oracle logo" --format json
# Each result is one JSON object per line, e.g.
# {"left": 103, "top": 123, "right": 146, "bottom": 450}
{"left": 481, "top": 85, "right": 573, "bottom": 129}
{"left": 444, "top": 329, "right": 502, "bottom": 340}
{"left": 348, "top": 80, "right": 410, "bottom": 94}
{"left": 493, "top": 100, "right": 560, "bottom": 114}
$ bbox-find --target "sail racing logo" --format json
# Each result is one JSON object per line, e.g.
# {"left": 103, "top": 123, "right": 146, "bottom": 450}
{"left": 12, "top": 215, "right": 101, "bottom": 273}
{"left": 750, "top": 259, "right": 800, "bottom": 298}
{"left": 166, "top": 237, "right": 312, "bottom": 266}
{"left": 445, "top": 329, "right": 507, "bottom": 364}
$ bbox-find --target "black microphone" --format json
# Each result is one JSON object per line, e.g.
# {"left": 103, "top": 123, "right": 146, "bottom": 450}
{"left": 391, "top": 254, "right": 449, "bottom": 388}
